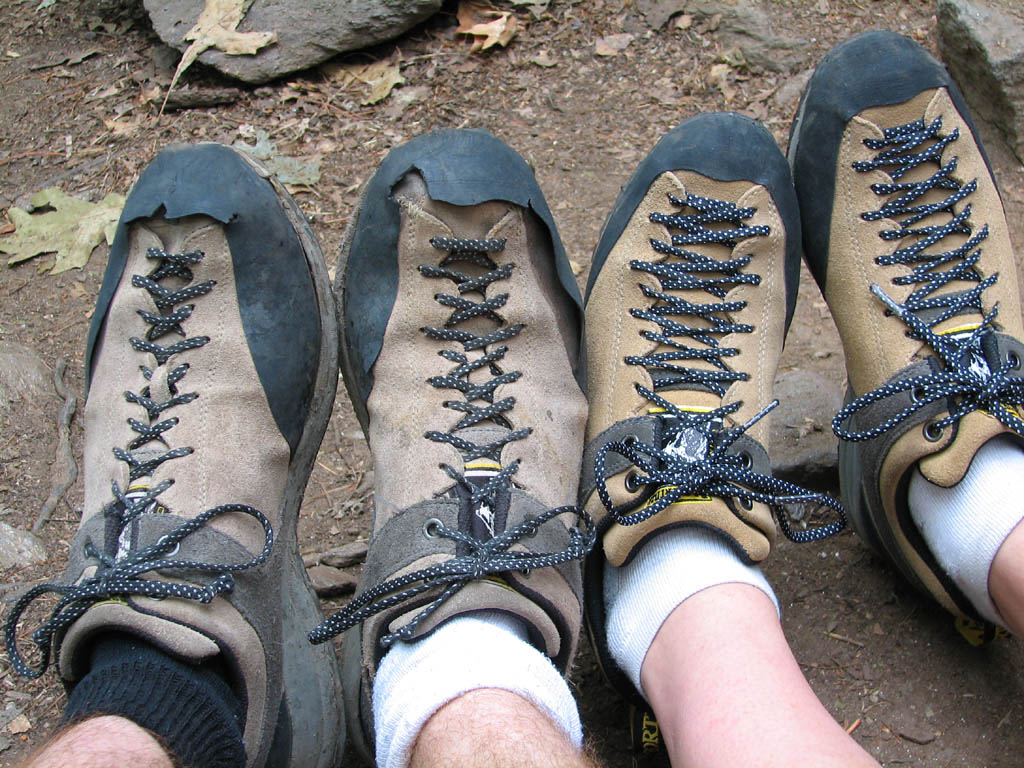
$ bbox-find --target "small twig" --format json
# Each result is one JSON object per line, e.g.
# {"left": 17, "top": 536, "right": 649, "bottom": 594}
{"left": 33, "top": 359, "right": 78, "bottom": 534}
{"left": 310, "top": 482, "right": 356, "bottom": 501}
{"left": 846, "top": 717, "right": 862, "bottom": 735}
{"left": 0, "top": 151, "right": 64, "bottom": 165}
{"left": 825, "top": 631, "right": 865, "bottom": 648}
{"left": 894, "top": 729, "right": 937, "bottom": 746}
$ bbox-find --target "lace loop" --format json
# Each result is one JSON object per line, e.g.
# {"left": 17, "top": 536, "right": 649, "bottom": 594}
{"left": 308, "top": 504, "right": 595, "bottom": 647}
{"left": 4, "top": 501, "right": 273, "bottom": 680}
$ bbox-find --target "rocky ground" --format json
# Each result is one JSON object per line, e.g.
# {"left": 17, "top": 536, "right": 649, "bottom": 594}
{"left": 2, "top": 0, "right": 1024, "bottom": 766}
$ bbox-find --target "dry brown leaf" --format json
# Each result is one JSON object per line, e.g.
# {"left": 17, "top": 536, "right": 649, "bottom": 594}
{"left": 675, "top": 13, "right": 693, "bottom": 29}
{"left": 330, "top": 59, "right": 405, "bottom": 105}
{"left": 163, "top": 0, "right": 277, "bottom": 113}
{"left": 709, "top": 62, "right": 735, "bottom": 102}
{"left": 363, "top": 61, "right": 405, "bottom": 105}
{"left": 456, "top": 2, "right": 519, "bottom": 53}
{"left": 103, "top": 116, "right": 141, "bottom": 138}
{"left": 595, "top": 33, "right": 633, "bottom": 57}
{"left": 7, "top": 715, "right": 30, "bottom": 735}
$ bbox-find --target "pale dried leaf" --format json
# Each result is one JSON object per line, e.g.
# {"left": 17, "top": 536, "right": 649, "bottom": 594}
{"left": 530, "top": 50, "right": 556, "bottom": 67}
{"left": 7, "top": 715, "right": 29, "bottom": 735}
{"left": 165, "top": 0, "right": 277, "bottom": 112}
{"left": 595, "top": 33, "right": 633, "bottom": 57}
{"left": 364, "top": 61, "right": 404, "bottom": 105}
{"left": 232, "top": 129, "right": 321, "bottom": 186}
{"left": 675, "top": 13, "right": 693, "bottom": 29}
{"left": 709, "top": 62, "right": 735, "bottom": 102}
{"left": 1, "top": 188, "right": 125, "bottom": 274}
{"left": 103, "top": 116, "right": 141, "bottom": 138}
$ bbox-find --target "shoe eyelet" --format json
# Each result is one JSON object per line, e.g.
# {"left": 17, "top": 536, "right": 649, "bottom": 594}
{"left": 422, "top": 518, "right": 443, "bottom": 539}
{"left": 911, "top": 386, "right": 927, "bottom": 403}
{"left": 1008, "top": 351, "right": 1021, "bottom": 370}
{"left": 738, "top": 451, "right": 753, "bottom": 469}
{"left": 623, "top": 434, "right": 639, "bottom": 447}
{"left": 923, "top": 421, "right": 944, "bottom": 442}
{"left": 624, "top": 471, "right": 644, "bottom": 493}
{"left": 738, "top": 497, "right": 754, "bottom": 511}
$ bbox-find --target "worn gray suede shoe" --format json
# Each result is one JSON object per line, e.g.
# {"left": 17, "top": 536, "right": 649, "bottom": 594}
{"left": 790, "top": 31, "right": 1024, "bottom": 628}
{"left": 3, "top": 144, "right": 345, "bottom": 767}
{"left": 313, "top": 128, "right": 594, "bottom": 761}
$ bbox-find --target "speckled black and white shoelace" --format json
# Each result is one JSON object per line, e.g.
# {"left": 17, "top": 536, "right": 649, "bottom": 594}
{"left": 309, "top": 236, "right": 595, "bottom": 647}
{"left": 833, "top": 117, "right": 1024, "bottom": 442}
{"left": 3, "top": 248, "right": 273, "bottom": 679}
{"left": 594, "top": 193, "right": 846, "bottom": 543}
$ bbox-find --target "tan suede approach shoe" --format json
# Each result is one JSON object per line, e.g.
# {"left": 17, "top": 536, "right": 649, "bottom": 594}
{"left": 314, "top": 129, "right": 595, "bottom": 761}
{"left": 579, "top": 112, "right": 845, "bottom": 702}
{"left": 3, "top": 144, "right": 345, "bottom": 767}
{"left": 789, "top": 31, "right": 1024, "bottom": 625}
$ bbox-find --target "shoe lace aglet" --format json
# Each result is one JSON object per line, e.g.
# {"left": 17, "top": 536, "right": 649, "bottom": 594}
{"left": 870, "top": 283, "right": 906, "bottom": 318}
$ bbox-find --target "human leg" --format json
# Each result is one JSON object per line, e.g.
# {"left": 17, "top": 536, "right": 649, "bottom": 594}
{"left": 23, "top": 716, "right": 173, "bottom": 768}
{"left": 579, "top": 112, "right": 866, "bottom": 765}
{"left": 314, "top": 129, "right": 596, "bottom": 767}
{"left": 4, "top": 143, "right": 345, "bottom": 767}
{"left": 410, "top": 689, "right": 598, "bottom": 768}
{"left": 642, "top": 583, "right": 878, "bottom": 768}
{"left": 989, "top": 519, "right": 1024, "bottom": 635}
{"left": 790, "top": 31, "right": 1024, "bottom": 637}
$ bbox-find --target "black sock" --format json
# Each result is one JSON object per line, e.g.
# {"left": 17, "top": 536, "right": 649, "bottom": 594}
{"left": 63, "top": 633, "right": 246, "bottom": 768}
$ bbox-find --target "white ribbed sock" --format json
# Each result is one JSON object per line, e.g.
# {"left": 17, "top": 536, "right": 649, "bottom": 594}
{"left": 908, "top": 434, "right": 1024, "bottom": 626}
{"left": 603, "top": 526, "right": 779, "bottom": 697}
{"left": 372, "top": 611, "right": 582, "bottom": 768}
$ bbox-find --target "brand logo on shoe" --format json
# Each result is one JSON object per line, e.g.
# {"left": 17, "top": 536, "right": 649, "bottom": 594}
{"left": 115, "top": 484, "right": 165, "bottom": 563}
{"left": 465, "top": 459, "right": 502, "bottom": 536}
{"left": 638, "top": 483, "right": 711, "bottom": 511}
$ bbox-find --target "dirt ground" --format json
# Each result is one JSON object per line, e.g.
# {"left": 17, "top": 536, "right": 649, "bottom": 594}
{"left": 2, "top": 0, "right": 1024, "bottom": 765}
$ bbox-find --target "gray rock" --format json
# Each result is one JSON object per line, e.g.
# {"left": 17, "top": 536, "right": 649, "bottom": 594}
{"left": 0, "top": 521, "right": 48, "bottom": 570}
{"left": 144, "top": 0, "right": 442, "bottom": 85}
{"left": 307, "top": 564, "right": 358, "bottom": 598}
{"left": 937, "top": 0, "right": 1024, "bottom": 163}
{"left": 637, "top": 0, "right": 808, "bottom": 72}
{"left": 0, "top": 343, "right": 52, "bottom": 411}
{"left": 320, "top": 540, "right": 369, "bottom": 569}
{"left": 769, "top": 370, "right": 842, "bottom": 484}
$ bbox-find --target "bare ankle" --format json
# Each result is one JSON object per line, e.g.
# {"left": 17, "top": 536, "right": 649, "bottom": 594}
{"left": 410, "top": 689, "right": 597, "bottom": 768}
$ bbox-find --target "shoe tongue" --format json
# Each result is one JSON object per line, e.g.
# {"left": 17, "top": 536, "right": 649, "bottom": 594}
{"left": 452, "top": 424, "right": 512, "bottom": 465}
{"left": 462, "top": 458, "right": 504, "bottom": 538}
{"left": 448, "top": 425, "right": 513, "bottom": 539}
{"left": 112, "top": 482, "right": 161, "bottom": 562}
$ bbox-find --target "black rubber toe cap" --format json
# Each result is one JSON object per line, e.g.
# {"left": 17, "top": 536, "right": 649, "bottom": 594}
{"left": 339, "top": 129, "right": 584, "bottom": 425}
{"left": 788, "top": 30, "right": 985, "bottom": 291}
{"left": 86, "top": 143, "right": 321, "bottom": 455}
